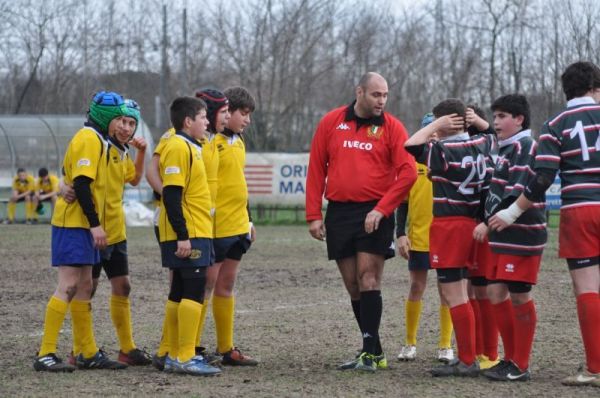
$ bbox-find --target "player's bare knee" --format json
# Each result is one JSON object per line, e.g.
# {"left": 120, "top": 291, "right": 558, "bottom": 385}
{"left": 63, "top": 284, "right": 78, "bottom": 301}
{"left": 409, "top": 280, "right": 426, "bottom": 297}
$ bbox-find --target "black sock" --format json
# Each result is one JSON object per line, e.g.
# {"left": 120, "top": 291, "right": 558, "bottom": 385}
{"left": 360, "top": 290, "right": 382, "bottom": 355}
{"left": 351, "top": 299, "right": 362, "bottom": 331}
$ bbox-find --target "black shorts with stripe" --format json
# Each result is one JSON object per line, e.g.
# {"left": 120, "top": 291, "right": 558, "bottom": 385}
{"left": 324, "top": 200, "right": 395, "bottom": 261}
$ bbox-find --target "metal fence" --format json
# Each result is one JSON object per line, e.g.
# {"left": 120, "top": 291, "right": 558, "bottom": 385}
{"left": 0, "top": 115, "right": 154, "bottom": 191}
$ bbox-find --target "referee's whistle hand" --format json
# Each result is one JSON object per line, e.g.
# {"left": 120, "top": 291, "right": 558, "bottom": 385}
{"left": 308, "top": 220, "right": 326, "bottom": 241}
{"left": 364, "top": 210, "right": 384, "bottom": 234}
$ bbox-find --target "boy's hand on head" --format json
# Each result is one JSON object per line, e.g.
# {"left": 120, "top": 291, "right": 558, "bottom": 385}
{"left": 466, "top": 108, "right": 489, "bottom": 130}
{"left": 434, "top": 114, "right": 464, "bottom": 134}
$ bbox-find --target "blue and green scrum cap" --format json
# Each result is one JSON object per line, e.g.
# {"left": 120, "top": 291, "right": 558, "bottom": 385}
{"left": 88, "top": 91, "right": 127, "bottom": 133}
{"left": 123, "top": 98, "right": 141, "bottom": 135}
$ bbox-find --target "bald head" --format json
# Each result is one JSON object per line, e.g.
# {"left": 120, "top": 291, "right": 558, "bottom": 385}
{"left": 357, "top": 72, "right": 386, "bottom": 90}
{"left": 355, "top": 72, "right": 388, "bottom": 118}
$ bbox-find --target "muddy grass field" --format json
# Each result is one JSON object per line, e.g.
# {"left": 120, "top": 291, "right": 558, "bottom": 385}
{"left": 0, "top": 225, "right": 595, "bottom": 397}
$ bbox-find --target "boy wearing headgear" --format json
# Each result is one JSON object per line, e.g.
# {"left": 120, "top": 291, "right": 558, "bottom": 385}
{"left": 63, "top": 99, "right": 151, "bottom": 366}
{"left": 34, "top": 91, "right": 128, "bottom": 372}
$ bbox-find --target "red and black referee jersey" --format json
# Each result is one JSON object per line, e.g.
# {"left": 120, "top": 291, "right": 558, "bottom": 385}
{"left": 305, "top": 102, "right": 417, "bottom": 221}
{"left": 413, "top": 132, "right": 496, "bottom": 219}
{"left": 536, "top": 96, "right": 600, "bottom": 209}
{"left": 485, "top": 130, "right": 547, "bottom": 256}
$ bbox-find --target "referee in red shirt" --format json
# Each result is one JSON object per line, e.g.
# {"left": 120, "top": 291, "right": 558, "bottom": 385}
{"left": 306, "top": 72, "right": 417, "bottom": 372}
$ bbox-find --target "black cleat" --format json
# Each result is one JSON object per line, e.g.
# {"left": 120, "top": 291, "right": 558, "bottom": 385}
{"left": 430, "top": 358, "right": 479, "bottom": 377}
{"left": 34, "top": 354, "right": 76, "bottom": 372}
{"left": 484, "top": 361, "right": 530, "bottom": 382}
{"left": 152, "top": 353, "right": 166, "bottom": 371}
{"left": 76, "top": 349, "right": 127, "bottom": 370}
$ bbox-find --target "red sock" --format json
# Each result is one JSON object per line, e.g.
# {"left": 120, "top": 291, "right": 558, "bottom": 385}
{"left": 512, "top": 300, "right": 536, "bottom": 370}
{"left": 576, "top": 293, "right": 600, "bottom": 373}
{"left": 492, "top": 299, "right": 515, "bottom": 362}
{"left": 450, "top": 303, "right": 476, "bottom": 365}
{"left": 470, "top": 299, "right": 483, "bottom": 356}
{"left": 479, "top": 298, "right": 499, "bottom": 361}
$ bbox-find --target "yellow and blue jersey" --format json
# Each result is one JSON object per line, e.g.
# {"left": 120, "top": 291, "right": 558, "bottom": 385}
{"left": 51, "top": 127, "right": 108, "bottom": 228}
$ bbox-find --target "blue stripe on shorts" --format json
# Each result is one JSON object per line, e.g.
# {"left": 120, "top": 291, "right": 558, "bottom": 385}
{"left": 51, "top": 226, "right": 100, "bottom": 266}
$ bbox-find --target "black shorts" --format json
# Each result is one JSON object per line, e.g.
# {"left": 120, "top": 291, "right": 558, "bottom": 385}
{"left": 160, "top": 238, "right": 214, "bottom": 269}
{"left": 324, "top": 200, "right": 395, "bottom": 261}
{"left": 408, "top": 251, "right": 430, "bottom": 271}
{"left": 92, "top": 241, "right": 129, "bottom": 279}
{"left": 436, "top": 267, "right": 468, "bottom": 283}
{"left": 214, "top": 234, "right": 251, "bottom": 263}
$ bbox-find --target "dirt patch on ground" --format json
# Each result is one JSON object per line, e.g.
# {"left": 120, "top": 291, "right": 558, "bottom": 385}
{"left": 0, "top": 225, "right": 594, "bottom": 397}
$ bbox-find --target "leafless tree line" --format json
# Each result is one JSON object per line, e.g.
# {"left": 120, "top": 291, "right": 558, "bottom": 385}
{"left": 1, "top": 0, "right": 599, "bottom": 151}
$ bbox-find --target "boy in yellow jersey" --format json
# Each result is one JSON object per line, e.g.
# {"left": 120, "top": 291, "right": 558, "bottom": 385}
{"left": 34, "top": 91, "right": 128, "bottom": 372}
{"left": 158, "top": 96, "right": 220, "bottom": 376}
{"left": 61, "top": 99, "right": 151, "bottom": 366}
{"left": 396, "top": 114, "right": 454, "bottom": 363}
{"left": 4, "top": 168, "right": 35, "bottom": 224}
{"left": 196, "top": 87, "right": 258, "bottom": 366}
{"left": 145, "top": 90, "right": 224, "bottom": 370}
{"left": 31, "top": 167, "right": 59, "bottom": 221}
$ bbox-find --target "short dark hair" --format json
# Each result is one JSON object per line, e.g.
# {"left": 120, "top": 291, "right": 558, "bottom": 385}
{"left": 17, "top": 168, "right": 25, "bottom": 174}
{"left": 432, "top": 98, "right": 466, "bottom": 119}
{"left": 224, "top": 86, "right": 255, "bottom": 113}
{"left": 561, "top": 61, "right": 600, "bottom": 101}
{"left": 38, "top": 167, "right": 48, "bottom": 178}
{"left": 170, "top": 96, "right": 207, "bottom": 131}
{"left": 491, "top": 94, "right": 530, "bottom": 129}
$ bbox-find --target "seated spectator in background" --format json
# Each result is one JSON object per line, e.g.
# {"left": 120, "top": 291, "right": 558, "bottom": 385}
{"left": 32, "top": 167, "right": 60, "bottom": 221}
{"left": 4, "top": 168, "right": 35, "bottom": 224}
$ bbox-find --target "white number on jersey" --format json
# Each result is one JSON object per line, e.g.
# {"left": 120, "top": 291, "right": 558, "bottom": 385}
{"left": 570, "top": 120, "right": 600, "bottom": 161}
{"left": 458, "top": 154, "right": 486, "bottom": 195}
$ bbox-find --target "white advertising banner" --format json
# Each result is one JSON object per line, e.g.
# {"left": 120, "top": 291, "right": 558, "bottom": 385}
{"left": 245, "top": 153, "right": 309, "bottom": 206}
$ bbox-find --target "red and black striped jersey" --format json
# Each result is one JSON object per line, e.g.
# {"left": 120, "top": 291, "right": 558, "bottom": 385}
{"left": 415, "top": 132, "right": 495, "bottom": 218}
{"left": 486, "top": 130, "right": 547, "bottom": 256}
{"left": 536, "top": 96, "right": 600, "bottom": 209}
{"left": 306, "top": 104, "right": 417, "bottom": 221}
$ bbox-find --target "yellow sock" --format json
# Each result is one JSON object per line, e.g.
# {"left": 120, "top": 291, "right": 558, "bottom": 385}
{"left": 195, "top": 296, "right": 210, "bottom": 347}
{"left": 213, "top": 295, "right": 235, "bottom": 354}
{"left": 157, "top": 301, "right": 171, "bottom": 356}
{"left": 178, "top": 299, "right": 202, "bottom": 362}
{"left": 405, "top": 300, "right": 423, "bottom": 346}
{"left": 110, "top": 295, "right": 136, "bottom": 354}
{"left": 165, "top": 300, "right": 179, "bottom": 359}
{"left": 7, "top": 202, "right": 16, "bottom": 221}
{"left": 438, "top": 304, "right": 453, "bottom": 349}
{"left": 38, "top": 296, "right": 68, "bottom": 357}
{"left": 71, "top": 299, "right": 98, "bottom": 358}
{"left": 26, "top": 201, "right": 35, "bottom": 220}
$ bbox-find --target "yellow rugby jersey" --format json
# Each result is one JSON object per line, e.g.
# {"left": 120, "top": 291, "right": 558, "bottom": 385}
{"left": 154, "top": 129, "right": 175, "bottom": 157}
{"left": 12, "top": 174, "right": 35, "bottom": 194}
{"left": 36, "top": 174, "right": 59, "bottom": 194}
{"left": 407, "top": 162, "right": 433, "bottom": 251}
{"left": 103, "top": 142, "right": 136, "bottom": 245}
{"left": 52, "top": 127, "right": 108, "bottom": 228}
{"left": 200, "top": 133, "right": 219, "bottom": 210}
{"left": 158, "top": 132, "right": 212, "bottom": 241}
{"left": 214, "top": 133, "right": 249, "bottom": 238}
